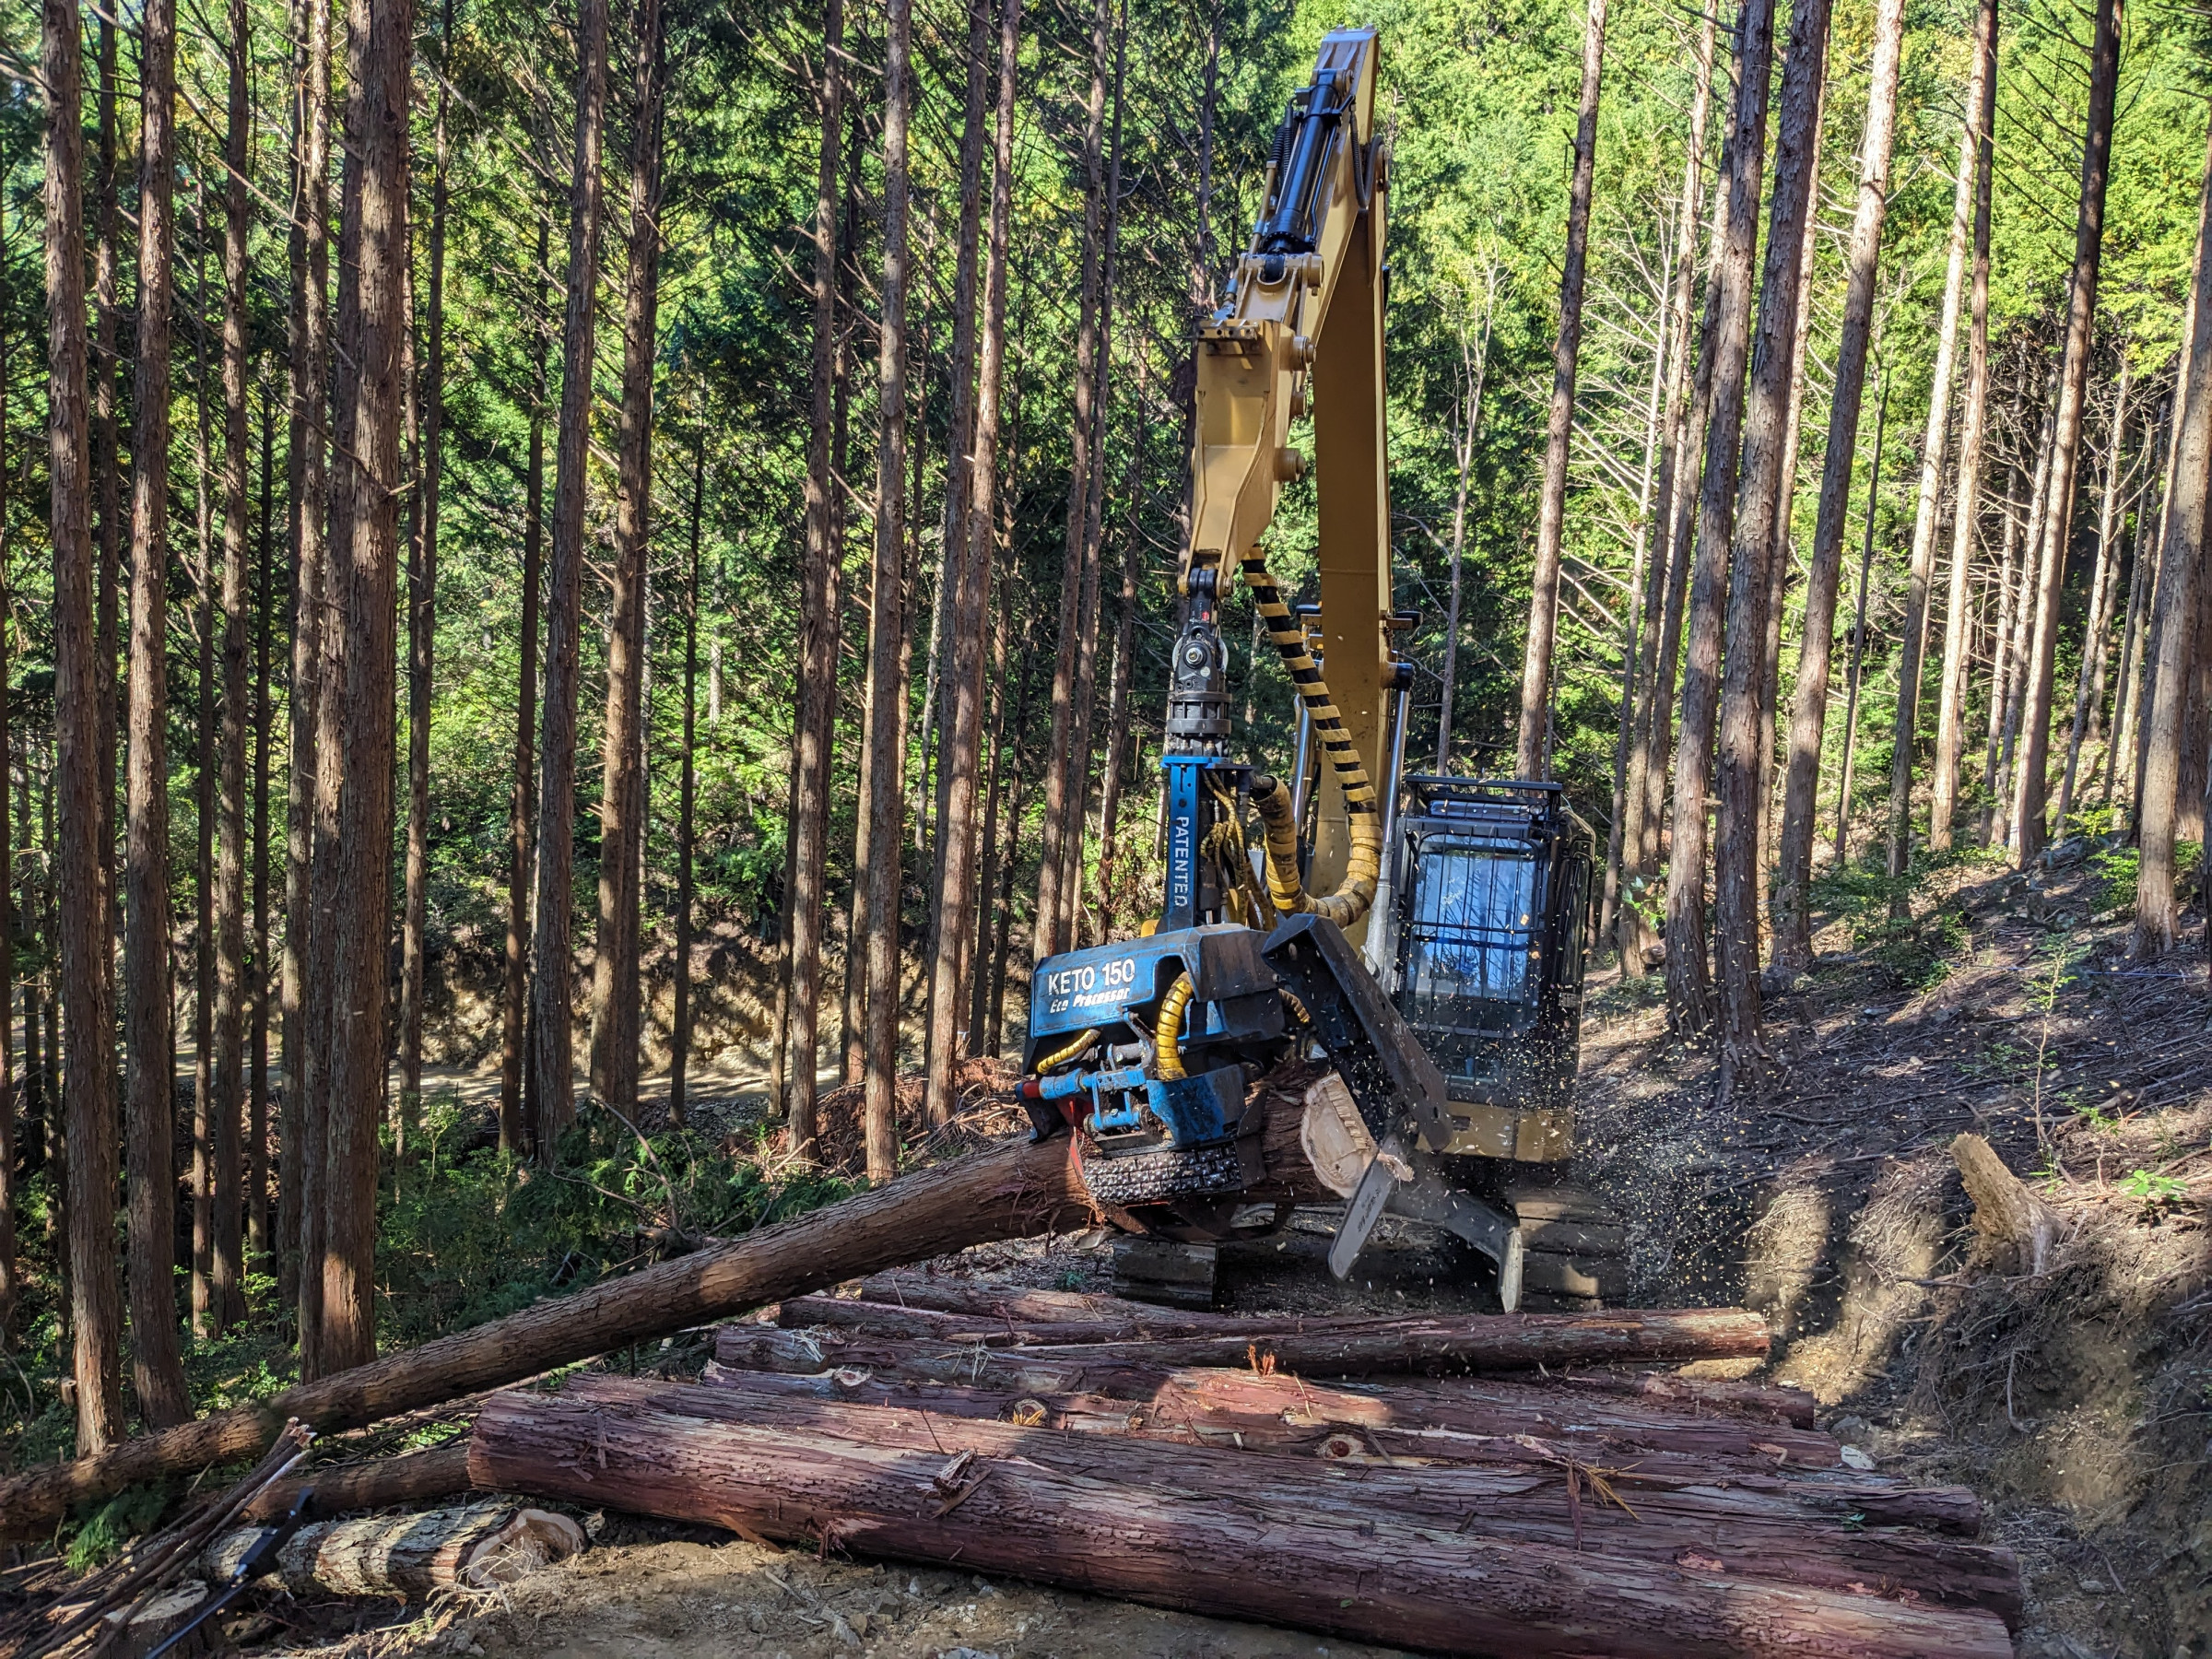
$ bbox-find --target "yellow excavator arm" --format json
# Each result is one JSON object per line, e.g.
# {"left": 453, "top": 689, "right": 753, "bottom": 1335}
{"left": 1183, "top": 27, "right": 1395, "bottom": 936}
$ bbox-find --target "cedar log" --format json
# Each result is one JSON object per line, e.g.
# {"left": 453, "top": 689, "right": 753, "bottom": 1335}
{"left": 205, "top": 1500, "right": 582, "bottom": 1596}
{"left": 698, "top": 1358, "right": 1863, "bottom": 1482}
{"left": 0, "top": 1133, "right": 1090, "bottom": 1539}
{"left": 718, "top": 1304, "right": 1769, "bottom": 1381}
{"left": 470, "top": 1380, "right": 2013, "bottom": 1658}
{"left": 240, "top": 1442, "right": 477, "bottom": 1521}
{"left": 600, "top": 1374, "right": 2016, "bottom": 1622}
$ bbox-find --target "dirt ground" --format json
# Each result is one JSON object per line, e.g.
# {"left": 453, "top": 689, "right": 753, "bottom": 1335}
{"left": 218, "top": 842, "right": 2211, "bottom": 1657}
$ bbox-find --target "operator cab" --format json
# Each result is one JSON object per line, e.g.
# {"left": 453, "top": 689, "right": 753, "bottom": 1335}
{"left": 1371, "top": 777, "right": 1593, "bottom": 1160}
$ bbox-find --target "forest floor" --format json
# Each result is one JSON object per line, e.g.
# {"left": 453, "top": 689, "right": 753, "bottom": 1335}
{"left": 156, "top": 840, "right": 2212, "bottom": 1656}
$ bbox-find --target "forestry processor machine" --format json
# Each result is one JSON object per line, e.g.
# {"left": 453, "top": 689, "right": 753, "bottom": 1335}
{"left": 1019, "top": 29, "right": 1619, "bottom": 1311}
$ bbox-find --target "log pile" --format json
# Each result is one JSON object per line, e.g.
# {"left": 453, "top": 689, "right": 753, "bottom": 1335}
{"left": 465, "top": 1288, "right": 2024, "bottom": 1658}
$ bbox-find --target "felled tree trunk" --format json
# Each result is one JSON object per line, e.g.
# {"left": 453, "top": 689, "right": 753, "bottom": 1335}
{"left": 241, "top": 1441, "right": 475, "bottom": 1522}
{"left": 722, "top": 1306, "right": 1769, "bottom": 1380}
{"left": 472, "top": 1377, "right": 2016, "bottom": 1657}
{"left": 1951, "top": 1133, "right": 2060, "bottom": 1276}
{"left": 206, "top": 1501, "right": 582, "bottom": 1596}
{"left": 0, "top": 1133, "right": 1091, "bottom": 1539}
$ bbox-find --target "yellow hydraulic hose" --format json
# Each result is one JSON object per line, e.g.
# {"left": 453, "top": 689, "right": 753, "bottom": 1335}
{"left": 1155, "top": 973, "right": 1195, "bottom": 1079}
{"left": 1237, "top": 550, "right": 1382, "bottom": 930}
{"left": 1031, "top": 1028, "right": 1099, "bottom": 1075}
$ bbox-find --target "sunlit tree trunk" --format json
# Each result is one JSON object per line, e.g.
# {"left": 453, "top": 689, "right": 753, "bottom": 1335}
{"left": 2011, "top": 0, "right": 2123, "bottom": 865}
{"left": 1713, "top": 0, "right": 1827, "bottom": 1093}
{"left": 403, "top": 0, "right": 454, "bottom": 1138}
{"left": 2133, "top": 123, "right": 2212, "bottom": 954}
{"left": 251, "top": 372, "right": 273, "bottom": 1273}
{"left": 1883, "top": 28, "right": 1985, "bottom": 889}
{"left": 1832, "top": 371, "right": 1889, "bottom": 865}
{"left": 1665, "top": 0, "right": 1777, "bottom": 1037}
{"left": 530, "top": 0, "right": 609, "bottom": 1156}
{"left": 2053, "top": 353, "right": 2133, "bottom": 831}
{"left": 1771, "top": 0, "right": 1907, "bottom": 967}
{"left": 502, "top": 224, "right": 548, "bottom": 1158}
{"left": 312, "top": 0, "right": 414, "bottom": 1374}
{"left": 1990, "top": 392, "right": 2055, "bottom": 846}
{"left": 1516, "top": 0, "right": 1607, "bottom": 778}
{"left": 590, "top": 0, "right": 667, "bottom": 1117}
{"left": 672, "top": 436, "right": 704, "bottom": 1127}
{"left": 45, "top": 0, "right": 124, "bottom": 1452}
{"left": 924, "top": 0, "right": 1019, "bottom": 1126}
{"left": 1620, "top": 6, "right": 1718, "bottom": 973}
{"left": 1927, "top": 0, "right": 1999, "bottom": 853}
{"left": 785, "top": 0, "right": 847, "bottom": 1157}
{"left": 1031, "top": 0, "right": 1111, "bottom": 967}
{"left": 282, "top": 0, "right": 332, "bottom": 1348}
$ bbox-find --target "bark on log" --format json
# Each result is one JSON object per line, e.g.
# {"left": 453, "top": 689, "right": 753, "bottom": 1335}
{"left": 240, "top": 1441, "right": 476, "bottom": 1522}
{"left": 655, "top": 1372, "right": 2014, "bottom": 1620}
{"left": 206, "top": 1500, "right": 582, "bottom": 1596}
{"left": 102, "top": 1581, "right": 214, "bottom": 1659}
{"left": 0, "top": 1134, "right": 1090, "bottom": 1539}
{"left": 721, "top": 1306, "right": 1768, "bottom": 1380}
{"left": 1548, "top": 1367, "right": 1817, "bottom": 1428}
{"left": 702, "top": 1353, "right": 1853, "bottom": 1472}
{"left": 471, "top": 1379, "right": 2014, "bottom": 1657}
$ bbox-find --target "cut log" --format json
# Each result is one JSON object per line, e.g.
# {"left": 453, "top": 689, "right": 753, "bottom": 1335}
{"left": 720, "top": 1305, "right": 1768, "bottom": 1381}
{"left": 0, "top": 1133, "right": 1091, "bottom": 1539}
{"left": 101, "top": 1581, "right": 214, "bottom": 1659}
{"left": 1550, "top": 1367, "right": 1818, "bottom": 1427}
{"left": 205, "top": 1500, "right": 583, "bottom": 1596}
{"left": 470, "top": 1379, "right": 2016, "bottom": 1657}
{"left": 701, "top": 1354, "right": 1850, "bottom": 1469}
{"left": 623, "top": 1373, "right": 2014, "bottom": 1619}
{"left": 241, "top": 1441, "right": 477, "bottom": 1521}
{"left": 1951, "top": 1133, "right": 2060, "bottom": 1276}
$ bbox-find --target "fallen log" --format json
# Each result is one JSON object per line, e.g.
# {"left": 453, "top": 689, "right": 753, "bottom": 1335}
{"left": 699, "top": 1356, "right": 1851, "bottom": 1474}
{"left": 241, "top": 1442, "right": 477, "bottom": 1522}
{"left": 0, "top": 1134, "right": 1091, "bottom": 1540}
{"left": 205, "top": 1500, "right": 582, "bottom": 1596}
{"left": 1548, "top": 1367, "right": 1818, "bottom": 1427}
{"left": 1951, "top": 1132, "right": 2061, "bottom": 1276}
{"left": 771, "top": 1293, "right": 1228, "bottom": 1346}
{"left": 470, "top": 1379, "right": 2014, "bottom": 1658}
{"left": 579, "top": 1373, "right": 2016, "bottom": 1622}
{"left": 718, "top": 1304, "right": 1769, "bottom": 1382}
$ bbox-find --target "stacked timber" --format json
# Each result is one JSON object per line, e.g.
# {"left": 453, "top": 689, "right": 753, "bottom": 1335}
{"left": 466, "top": 1288, "right": 2024, "bottom": 1658}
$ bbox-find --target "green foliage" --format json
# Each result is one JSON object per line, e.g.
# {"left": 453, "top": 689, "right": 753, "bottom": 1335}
{"left": 376, "top": 1099, "right": 853, "bottom": 1350}
{"left": 2116, "top": 1168, "right": 2186, "bottom": 1208}
{"left": 2089, "top": 844, "right": 2139, "bottom": 912}
{"left": 64, "top": 1485, "right": 171, "bottom": 1572}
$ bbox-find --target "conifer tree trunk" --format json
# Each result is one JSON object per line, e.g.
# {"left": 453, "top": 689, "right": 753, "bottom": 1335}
{"left": 1927, "top": 0, "right": 1999, "bottom": 853}
{"left": 502, "top": 226, "right": 549, "bottom": 1157}
{"left": 1032, "top": 0, "right": 1111, "bottom": 967}
{"left": 1059, "top": 1, "right": 1128, "bottom": 949}
{"left": 1883, "top": 43, "right": 1984, "bottom": 888}
{"left": 1094, "top": 343, "right": 1148, "bottom": 907}
{"left": 251, "top": 374, "right": 273, "bottom": 1270}
{"left": 1981, "top": 458, "right": 2023, "bottom": 790}
{"left": 212, "top": 0, "right": 253, "bottom": 1330}
{"left": 1832, "top": 372, "right": 1888, "bottom": 862}
{"left": 1991, "top": 392, "right": 2055, "bottom": 844}
{"left": 672, "top": 435, "right": 703, "bottom": 1127}
{"left": 925, "top": 0, "right": 1019, "bottom": 1126}
{"left": 786, "top": 0, "right": 847, "bottom": 1158}
{"left": 1516, "top": 0, "right": 1607, "bottom": 779}
{"left": 1665, "top": 0, "right": 1777, "bottom": 1036}
{"left": 1620, "top": 6, "right": 1718, "bottom": 971}
{"left": 2010, "top": 0, "right": 2123, "bottom": 865}
{"left": 531, "top": 0, "right": 610, "bottom": 1156}
{"left": 121, "top": 0, "right": 191, "bottom": 1426}
{"left": 193, "top": 227, "right": 217, "bottom": 1339}
{"left": 285, "top": 0, "right": 334, "bottom": 1355}
{"left": 2133, "top": 124, "right": 2212, "bottom": 955}
{"left": 860, "top": 0, "right": 913, "bottom": 1179}
{"left": 44, "top": 0, "right": 124, "bottom": 1453}
{"left": 2054, "top": 355, "right": 2132, "bottom": 830}
{"left": 1434, "top": 280, "right": 1498, "bottom": 774}
{"left": 403, "top": 0, "right": 453, "bottom": 1133}
{"left": 0, "top": 300, "right": 11, "bottom": 1346}
{"left": 1713, "top": 0, "right": 1828, "bottom": 1091}
{"left": 92, "top": 15, "right": 120, "bottom": 941}
{"left": 591, "top": 0, "right": 667, "bottom": 1117}
{"left": 2102, "top": 407, "right": 2165, "bottom": 807}
{"left": 1771, "top": 0, "right": 1907, "bottom": 965}
{"left": 312, "top": 0, "right": 414, "bottom": 1375}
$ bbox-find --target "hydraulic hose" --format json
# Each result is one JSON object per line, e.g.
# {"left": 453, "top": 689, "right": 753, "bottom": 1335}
{"left": 1030, "top": 1028, "right": 1099, "bottom": 1076}
{"left": 1155, "top": 973, "right": 1195, "bottom": 1080}
{"left": 1238, "top": 550, "right": 1383, "bottom": 930}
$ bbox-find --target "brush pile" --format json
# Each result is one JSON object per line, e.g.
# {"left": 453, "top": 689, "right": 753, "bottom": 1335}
{"left": 464, "top": 1276, "right": 2025, "bottom": 1658}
